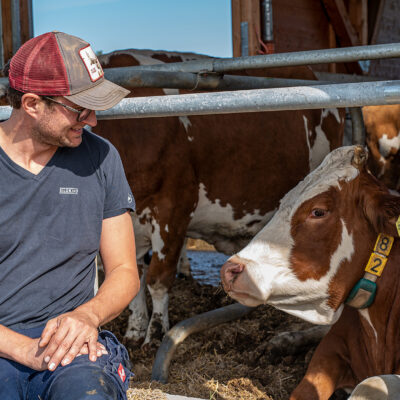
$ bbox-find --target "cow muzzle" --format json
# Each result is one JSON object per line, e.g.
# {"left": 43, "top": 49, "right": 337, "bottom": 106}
{"left": 220, "top": 257, "right": 266, "bottom": 306}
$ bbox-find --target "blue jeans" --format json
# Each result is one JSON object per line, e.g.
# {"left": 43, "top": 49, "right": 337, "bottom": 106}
{"left": 0, "top": 326, "right": 133, "bottom": 400}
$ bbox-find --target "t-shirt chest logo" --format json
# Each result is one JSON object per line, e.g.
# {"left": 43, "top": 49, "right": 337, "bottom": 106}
{"left": 59, "top": 187, "right": 79, "bottom": 195}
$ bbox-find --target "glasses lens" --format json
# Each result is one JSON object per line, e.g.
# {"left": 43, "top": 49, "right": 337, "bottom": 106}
{"left": 78, "top": 109, "right": 92, "bottom": 122}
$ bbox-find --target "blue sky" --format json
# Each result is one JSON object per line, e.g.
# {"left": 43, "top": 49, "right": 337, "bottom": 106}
{"left": 33, "top": 0, "right": 233, "bottom": 57}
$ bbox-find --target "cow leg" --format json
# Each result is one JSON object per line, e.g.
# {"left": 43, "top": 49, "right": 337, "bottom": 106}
{"left": 124, "top": 259, "right": 149, "bottom": 340}
{"left": 142, "top": 224, "right": 189, "bottom": 345}
{"left": 290, "top": 331, "right": 353, "bottom": 400}
{"left": 177, "top": 239, "right": 191, "bottom": 279}
{"left": 143, "top": 281, "right": 170, "bottom": 345}
{"left": 125, "top": 213, "right": 152, "bottom": 340}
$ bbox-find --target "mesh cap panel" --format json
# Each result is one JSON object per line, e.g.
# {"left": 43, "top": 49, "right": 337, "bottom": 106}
{"left": 9, "top": 33, "right": 70, "bottom": 95}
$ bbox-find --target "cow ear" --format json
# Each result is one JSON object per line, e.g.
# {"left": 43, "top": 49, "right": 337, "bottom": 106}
{"left": 364, "top": 191, "right": 400, "bottom": 237}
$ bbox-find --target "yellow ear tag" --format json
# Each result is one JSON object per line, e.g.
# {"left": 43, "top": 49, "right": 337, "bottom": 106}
{"left": 397, "top": 215, "right": 400, "bottom": 237}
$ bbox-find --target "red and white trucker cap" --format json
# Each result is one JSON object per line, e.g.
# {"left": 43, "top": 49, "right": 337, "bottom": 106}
{"left": 8, "top": 31, "right": 129, "bottom": 110}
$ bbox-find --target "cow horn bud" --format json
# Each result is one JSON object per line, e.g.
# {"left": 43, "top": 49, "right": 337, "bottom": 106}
{"left": 352, "top": 145, "right": 367, "bottom": 169}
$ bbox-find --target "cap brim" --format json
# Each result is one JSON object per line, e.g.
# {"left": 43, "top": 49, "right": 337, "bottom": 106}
{"left": 64, "top": 79, "right": 130, "bottom": 111}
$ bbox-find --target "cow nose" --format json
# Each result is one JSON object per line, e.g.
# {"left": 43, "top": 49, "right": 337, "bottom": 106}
{"left": 220, "top": 259, "right": 245, "bottom": 289}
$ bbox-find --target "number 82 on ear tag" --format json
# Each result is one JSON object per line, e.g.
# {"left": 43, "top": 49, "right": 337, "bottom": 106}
{"left": 365, "top": 252, "right": 388, "bottom": 276}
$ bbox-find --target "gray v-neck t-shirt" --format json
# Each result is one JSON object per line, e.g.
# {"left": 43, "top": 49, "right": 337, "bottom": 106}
{"left": 0, "top": 129, "right": 135, "bottom": 329}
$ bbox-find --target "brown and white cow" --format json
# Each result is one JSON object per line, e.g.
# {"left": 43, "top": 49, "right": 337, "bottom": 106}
{"left": 363, "top": 105, "right": 400, "bottom": 191}
{"left": 221, "top": 145, "right": 400, "bottom": 399}
{"left": 94, "top": 49, "right": 344, "bottom": 344}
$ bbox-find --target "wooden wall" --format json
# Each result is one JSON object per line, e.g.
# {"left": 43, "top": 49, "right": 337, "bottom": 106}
{"left": 0, "top": 0, "right": 33, "bottom": 69}
{"left": 232, "top": 0, "right": 400, "bottom": 79}
{"left": 369, "top": 0, "right": 400, "bottom": 79}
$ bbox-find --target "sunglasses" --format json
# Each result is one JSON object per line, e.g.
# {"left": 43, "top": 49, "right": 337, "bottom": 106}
{"left": 43, "top": 96, "right": 93, "bottom": 122}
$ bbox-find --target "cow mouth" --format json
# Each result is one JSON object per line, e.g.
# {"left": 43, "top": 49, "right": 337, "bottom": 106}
{"left": 225, "top": 288, "right": 264, "bottom": 307}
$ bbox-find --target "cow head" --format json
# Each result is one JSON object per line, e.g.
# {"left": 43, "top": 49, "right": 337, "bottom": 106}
{"left": 221, "top": 146, "right": 400, "bottom": 325}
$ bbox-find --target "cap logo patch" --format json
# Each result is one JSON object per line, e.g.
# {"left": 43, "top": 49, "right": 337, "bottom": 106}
{"left": 79, "top": 45, "right": 104, "bottom": 82}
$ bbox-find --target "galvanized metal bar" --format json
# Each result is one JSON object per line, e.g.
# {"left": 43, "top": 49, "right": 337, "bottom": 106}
{"left": 240, "top": 22, "right": 249, "bottom": 57}
{"left": 0, "top": 69, "right": 334, "bottom": 93}
{"left": 0, "top": 80, "right": 398, "bottom": 121}
{"left": 152, "top": 303, "right": 255, "bottom": 383}
{"left": 125, "top": 43, "right": 400, "bottom": 74}
{"left": 92, "top": 80, "right": 400, "bottom": 120}
{"left": 349, "top": 107, "right": 366, "bottom": 145}
{"left": 11, "top": 0, "right": 21, "bottom": 54}
{"left": 261, "top": 0, "right": 274, "bottom": 42}
{"left": 103, "top": 67, "right": 333, "bottom": 91}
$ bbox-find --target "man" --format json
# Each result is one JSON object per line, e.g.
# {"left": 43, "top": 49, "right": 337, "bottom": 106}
{"left": 0, "top": 31, "right": 139, "bottom": 399}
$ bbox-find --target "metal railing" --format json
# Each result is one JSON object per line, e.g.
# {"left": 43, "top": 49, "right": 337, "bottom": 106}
{"left": 0, "top": 80, "right": 398, "bottom": 122}
{"left": 0, "top": 43, "right": 399, "bottom": 121}
{"left": 110, "top": 43, "right": 400, "bottom": 73}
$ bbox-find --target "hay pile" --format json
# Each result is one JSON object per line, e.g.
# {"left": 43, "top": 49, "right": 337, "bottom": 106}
{"left": 105, "top": 275, "right": 320, "bottom": 400}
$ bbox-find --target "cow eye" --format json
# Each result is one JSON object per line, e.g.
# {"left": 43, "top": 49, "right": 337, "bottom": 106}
{"left": 311, "top": 208, "right": 327, "bottom": 218}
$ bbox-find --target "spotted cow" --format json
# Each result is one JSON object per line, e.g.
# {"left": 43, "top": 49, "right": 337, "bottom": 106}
{"left": 94, "top": 49, "right": 345, "bottom": 344}
{"left": 363, "top": 105, "right": 400, "bottom": 192}
{"left": 221, "top": 146, "right": 400, "bottom": 399}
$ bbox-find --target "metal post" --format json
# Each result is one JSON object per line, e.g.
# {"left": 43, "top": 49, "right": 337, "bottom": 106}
{"left": 240, "top": 22, "right": 249, "bottom": 57}
{"left": 349, "top": 107, "right": 366, "bottom": 145}
{"left": 11, "top": 0, "right": 21, "bottom": 54}
{"left": 261, "top": 0, "right": 274, "bottom": 42}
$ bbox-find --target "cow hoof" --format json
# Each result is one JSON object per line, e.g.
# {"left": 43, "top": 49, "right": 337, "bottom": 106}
{"left": 124, "top": 328, "right": 147, "bottom": 341}
{"left": 177, "top": 272, "right": 191, "bottom": 280}
{"left": 349, "top": 375, "right": 400, "bottom": 400}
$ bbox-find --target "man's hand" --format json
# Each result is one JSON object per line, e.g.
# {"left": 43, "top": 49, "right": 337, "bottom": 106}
{"left": 38, "top": 309, "right": 102, "bottom": 371}
{"left": 19, "top": 336, "right": 107, "bottom": 371}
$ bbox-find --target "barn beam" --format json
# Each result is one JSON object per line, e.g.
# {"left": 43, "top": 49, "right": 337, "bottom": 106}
{"left": 231, "top": 0, "right": 262, "bottom": 57}
{"left": 321, "top": 0, "right": 363, "bottom": 74}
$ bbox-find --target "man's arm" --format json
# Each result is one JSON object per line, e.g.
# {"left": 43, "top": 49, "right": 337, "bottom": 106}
{"left": 39, "top": 211, "right": 139, "bottom": 371}
{"left": 0, "top": 324, "right": 46, "bottom": 370}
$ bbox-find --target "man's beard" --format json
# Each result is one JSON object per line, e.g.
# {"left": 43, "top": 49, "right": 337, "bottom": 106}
{"left": 31, "top": 124, "right": 80, "bottom": 148}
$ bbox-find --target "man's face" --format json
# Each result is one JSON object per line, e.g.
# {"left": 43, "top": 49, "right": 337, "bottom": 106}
{"left": 32, "top": 97, "right": 97, "bottom": 148}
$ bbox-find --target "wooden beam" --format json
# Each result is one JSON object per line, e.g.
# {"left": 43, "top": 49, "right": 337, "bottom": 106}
{"left": 20, "top": 0, "right": 33, "bottom": 45}
{"left": 321, "top": 0, "right": 360, "bottom": 46}
{"left": 371, "top": 0, "right": 385, "bottom": 45}
{"left": 240, "top": 0, "right": 261, "bottom": 56}
{"left": 231, "top": 0, "right": 241, "bottom": 57}
{"left": 328, "top": 24, "right": 337, "bottom": 73}
{"left": 349, "top": 0, "right": 368, "bottom": 45}
{"left": 2, "top": 0, "right": 12, "bottom": 64}
{"left": 321, "top": 0, "right": 363, "bottom": 74}
{"left": 231, "top": 0, "right": 262, "bottom": 57}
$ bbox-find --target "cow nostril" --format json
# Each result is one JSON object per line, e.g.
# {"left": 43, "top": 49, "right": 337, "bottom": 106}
{"left": 221, "top": 261, "right": 245, "bottom": 285}
{"left": 228, "top": 262, "right": 245, "bottom": 275}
